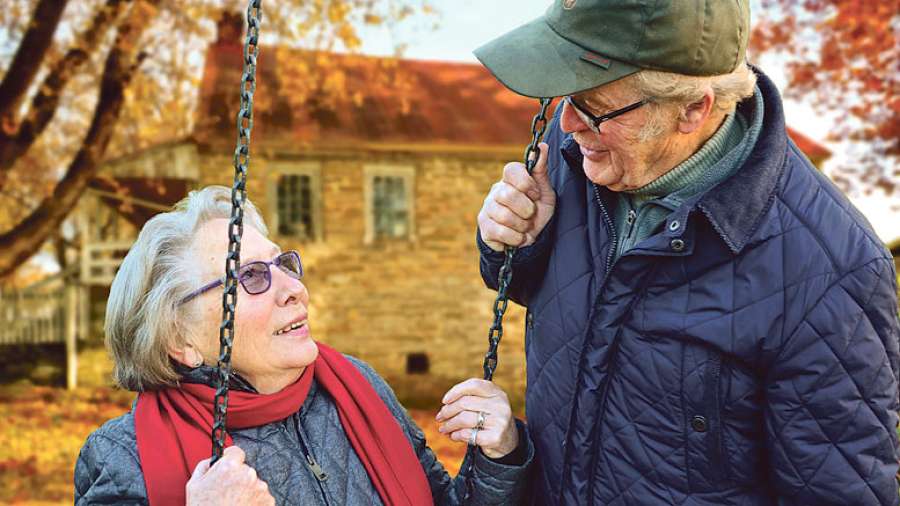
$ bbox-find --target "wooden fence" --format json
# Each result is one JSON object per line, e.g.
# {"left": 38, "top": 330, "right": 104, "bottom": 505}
{"left": 0, "top": 269, "right": 80, "bottom": 389}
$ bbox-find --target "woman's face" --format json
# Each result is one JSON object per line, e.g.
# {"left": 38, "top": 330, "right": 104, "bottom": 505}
{"left": 185, "top": 218, "right": 318, "bottom": 393}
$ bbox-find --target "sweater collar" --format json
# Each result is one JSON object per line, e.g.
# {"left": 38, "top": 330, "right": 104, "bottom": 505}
{"left": 628, "top": 111, "right": 743, "bottom": 201}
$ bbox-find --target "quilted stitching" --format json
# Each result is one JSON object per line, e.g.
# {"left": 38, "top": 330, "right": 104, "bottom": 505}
{"left": 74, "top": 357, "right": 535, "bottom": 505}
{"left": 478, "top": 69, "right": 900, "bottom": 505}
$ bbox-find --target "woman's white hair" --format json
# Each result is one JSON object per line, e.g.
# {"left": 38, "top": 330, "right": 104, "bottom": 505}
{"left": 625, "top": 62, "right": 757, "bottom": 140}
{"left": 105, "top": 185, "right": 268, "bottom": 391}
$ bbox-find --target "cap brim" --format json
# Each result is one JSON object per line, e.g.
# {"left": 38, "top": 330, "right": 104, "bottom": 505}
{"left": 474, "top": 17, "right": 640, "bottom": 98}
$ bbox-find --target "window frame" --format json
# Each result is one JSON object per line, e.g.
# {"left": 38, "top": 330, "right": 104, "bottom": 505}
{"left": 363, "top": 164, "right": 416, "bottom": 244}
{"left": 268, "top": 161, "right": 323, "bottom": 243}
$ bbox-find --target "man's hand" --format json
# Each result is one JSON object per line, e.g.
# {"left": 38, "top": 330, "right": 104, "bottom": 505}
{"left": 478, "top": 142, "right": 555, "bottom": 252}
{"left": 186, "top": 446, "right": 274, "bottom": 506}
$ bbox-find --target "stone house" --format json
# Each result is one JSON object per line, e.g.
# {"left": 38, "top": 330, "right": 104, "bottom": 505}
{"left": 77, "top": 14, "right": 548, "bottom": 406}
{"left": 72, "top": 14, "right": 832, "bottom": 407}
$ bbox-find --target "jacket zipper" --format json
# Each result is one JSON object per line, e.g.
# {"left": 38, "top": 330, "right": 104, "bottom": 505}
{"left": 587, "top": 184, "right": 669, "bottom": 502}
{"left": 593, "top": 184, "right": 618, "bottom": 279}
{"left": 560, "top": 185, "right": 622, "bottom": 502}
{"left": 294, "top": 417, "right": 331, "bottom": 505}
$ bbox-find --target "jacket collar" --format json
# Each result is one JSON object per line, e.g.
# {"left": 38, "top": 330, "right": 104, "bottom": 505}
{"left": 176, "top": 362, "right": 259, "bottom": 393}
{"left": 560, "top": 68, "right": 787, "bottom": 254}
{"left": 695, "top": 69, "right": 786, "bottom": 253}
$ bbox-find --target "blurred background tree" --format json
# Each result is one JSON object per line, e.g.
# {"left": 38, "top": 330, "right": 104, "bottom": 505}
{"left": 0, "top": 0, "right": 434, "bottom": 279}
{"left": 750, "top": 0, "right": 899, "bottom": 197}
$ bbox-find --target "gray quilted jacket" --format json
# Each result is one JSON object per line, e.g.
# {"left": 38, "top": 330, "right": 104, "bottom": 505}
{"left": 74, "top": 356, "right": 533, "bottom": 505}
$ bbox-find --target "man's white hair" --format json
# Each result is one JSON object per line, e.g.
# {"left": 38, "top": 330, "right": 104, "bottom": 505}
{"left": 625, "top": 62, "right": 757, "bottom": 140}
{"left": 105, "top": 185, "right": 268, "bottom": 391}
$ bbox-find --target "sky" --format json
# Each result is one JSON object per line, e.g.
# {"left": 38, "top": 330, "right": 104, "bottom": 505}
{"left": 356, "top": 0, "right": 899, "bottom": 244}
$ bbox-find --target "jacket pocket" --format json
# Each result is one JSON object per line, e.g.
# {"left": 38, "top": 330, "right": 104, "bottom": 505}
{"left": 701, "top": 352, "right": 730, "bottom": 482}
{"left": 524, "top": 309, "right": 534, "bottom": 360}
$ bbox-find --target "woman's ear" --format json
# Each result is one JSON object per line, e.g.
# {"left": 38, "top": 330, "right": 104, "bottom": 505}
{"left": 168, "top": 340, "right": 204, "bottom": 368}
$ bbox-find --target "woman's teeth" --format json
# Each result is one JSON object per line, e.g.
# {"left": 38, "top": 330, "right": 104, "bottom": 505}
{"left": 275, "top": 321, "right": 304, "bottom": 335}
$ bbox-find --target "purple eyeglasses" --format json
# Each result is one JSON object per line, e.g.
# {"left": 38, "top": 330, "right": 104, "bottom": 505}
{"left": 179, "top": 250, "right": 303, "bottom": 305}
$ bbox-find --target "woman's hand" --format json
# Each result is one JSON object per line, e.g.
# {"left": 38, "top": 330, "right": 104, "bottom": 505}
{"left": 436, "top": 378, "right": 519, "bottom": 459}
{"left": 186, "top": 446, "right": 274, "bottom": 506}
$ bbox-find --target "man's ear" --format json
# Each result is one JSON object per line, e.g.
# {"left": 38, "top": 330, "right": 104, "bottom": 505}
{"left": 677, "top": 87, "right": 716, "bottom": 134}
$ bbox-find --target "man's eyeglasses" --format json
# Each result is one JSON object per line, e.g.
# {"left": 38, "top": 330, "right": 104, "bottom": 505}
{"left": 180, "top": 250, "right": 303, "bottom": 305}
{"left": 564, "top": 95, "right": 649, "bottom": 136}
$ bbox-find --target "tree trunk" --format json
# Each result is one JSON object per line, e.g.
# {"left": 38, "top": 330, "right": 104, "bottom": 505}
{"left": 0, "top": 0, "right": 68, "bottom": 129}
{"left": 0, "top": 1, "right": 159, "bottom": 279}
{"left": 0, "top": 0, "right": 128, "bottom": 187}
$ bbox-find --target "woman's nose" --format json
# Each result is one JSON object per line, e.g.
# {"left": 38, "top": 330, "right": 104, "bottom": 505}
{"left": 273, "top": 268, "right": 308, "bottom": 306}
{"left": 560, "top": 99, "right": 591, "bottom": 134}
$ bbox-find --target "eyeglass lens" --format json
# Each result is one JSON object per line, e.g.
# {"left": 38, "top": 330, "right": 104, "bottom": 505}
{"left": 567, "top": 97, "right": 600, "bottom": 134}
{"left": 238, "top": 251, "right": 303, "bottom": 295}
{"left": 275, "top": 251, "right": 303, "bottom": 279}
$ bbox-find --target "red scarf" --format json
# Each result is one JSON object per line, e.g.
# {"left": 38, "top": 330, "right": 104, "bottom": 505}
{"left": 134, "top": 343, "right": 433, "bottom": 506}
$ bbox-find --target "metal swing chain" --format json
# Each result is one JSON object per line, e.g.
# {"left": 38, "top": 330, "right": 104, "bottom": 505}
{"left": 211, "top": 0, "right": 262, "bottom": 465}
{"left": 463, "top": 96, "right": 552, "bottom": 502}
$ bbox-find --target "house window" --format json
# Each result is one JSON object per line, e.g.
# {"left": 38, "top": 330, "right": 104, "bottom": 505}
{"left": 364, "top": 165, "right": 415, "bottom": 243}
{"left": 270, "top": 163, "right": 321, "bottom": 241}
{"left": 406, "top": 352, "right": 430, "bottom": 375}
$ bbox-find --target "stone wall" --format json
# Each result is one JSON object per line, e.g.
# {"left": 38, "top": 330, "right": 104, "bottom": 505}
{"left": 198, "top": 148, "right": 529, "bottom": 410}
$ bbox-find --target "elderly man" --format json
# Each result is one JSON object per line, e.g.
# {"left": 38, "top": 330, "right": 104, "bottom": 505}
{"left": 474, "top": 1, "right": 900, "bottom": 505}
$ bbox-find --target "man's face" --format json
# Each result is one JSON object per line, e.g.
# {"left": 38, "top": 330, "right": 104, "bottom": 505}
{"left": 560, "top": 79, "right": 677, "bottom": 192}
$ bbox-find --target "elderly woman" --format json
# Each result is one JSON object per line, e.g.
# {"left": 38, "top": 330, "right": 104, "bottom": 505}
{"left": 74, "top": 186, "right": 532, "bottom": 505}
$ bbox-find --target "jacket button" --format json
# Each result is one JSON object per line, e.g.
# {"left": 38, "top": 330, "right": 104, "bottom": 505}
{"left": 670, "top": 238, "right": 685, "bottom": 252}
{"left": 691, "top": 415, "right": 707, "bottom": 432}
{"left": 668, "top": 220, "right": 680, "bottom": 232}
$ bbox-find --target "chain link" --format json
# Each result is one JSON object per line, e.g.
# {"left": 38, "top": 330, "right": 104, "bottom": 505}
{"left": 211, "top": 0, "right": 262, "bottom": 465}
{"left": 482, "top": 97, "right": 551, "bottom": 381}
{"left": 463, "top": 97, "right": 552, "bottom": 503}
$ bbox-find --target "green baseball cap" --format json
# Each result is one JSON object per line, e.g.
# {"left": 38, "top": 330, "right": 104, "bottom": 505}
{"left": 474, "top": 0, "right": 750, "bottom": 98}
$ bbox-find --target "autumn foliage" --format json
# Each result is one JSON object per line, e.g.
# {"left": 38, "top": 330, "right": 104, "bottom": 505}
{"left": 750, "top": 0, "right": 899, "bottom": 195}
{"left": 0, "top": 0, "right": 435, "bottom": 280}
{"left": 0, "top": 384, "right": 466, "bottom": 504}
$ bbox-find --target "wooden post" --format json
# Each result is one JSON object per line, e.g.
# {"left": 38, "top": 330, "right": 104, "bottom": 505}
{"left": 65, "top": 283, "right": 78, "bottom": 390}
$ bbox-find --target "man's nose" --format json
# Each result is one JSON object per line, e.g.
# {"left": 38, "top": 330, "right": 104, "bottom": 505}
{"left": 560, "top": 99, "right": 591, "bottom": 134}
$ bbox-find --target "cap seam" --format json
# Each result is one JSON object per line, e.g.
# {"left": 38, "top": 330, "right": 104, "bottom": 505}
{"left": 633, "top": 0, "right": 660, "bottom": 63}
{"left": 732, "top": 0, "right": 743, "bottom": 70}
{"left": 693, "top": 0, "right": 710, "bottom": 71}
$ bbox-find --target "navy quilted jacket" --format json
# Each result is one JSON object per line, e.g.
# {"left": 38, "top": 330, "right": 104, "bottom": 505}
{"left": 478, "top": 70, "right": 900, "bottom": 505}
{"left": 74, "top": 356, "right": 533, "bottom": 505}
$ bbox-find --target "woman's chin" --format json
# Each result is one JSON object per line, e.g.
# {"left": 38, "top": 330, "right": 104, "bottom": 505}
{"left": 276, "top": 338, "right": 319, "bottom": 371}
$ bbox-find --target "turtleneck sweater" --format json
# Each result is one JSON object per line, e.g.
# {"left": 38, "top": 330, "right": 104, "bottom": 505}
{"left": 610, "top": 86, "right": 764, "bottom": 261}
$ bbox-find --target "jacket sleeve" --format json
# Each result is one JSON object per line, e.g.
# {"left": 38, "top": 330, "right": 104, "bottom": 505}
{"left": 413, "top": 418, "right": 534, "bottom": 506}
{"left": 765, "top": 258, "right": 900, "bottom": 505}
{"left": 75, "top": 430, "right": 149, "bottom": 505}
{"left": 346, "top": 356, "right": 534, "bottom": 505}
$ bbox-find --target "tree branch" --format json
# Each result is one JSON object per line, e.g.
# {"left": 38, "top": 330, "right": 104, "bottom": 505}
{"left": 0, "top": 0, "right": 128, "bottom": 180}
{"left": 0, "top": 0, "right": 160, "bottom": 279}
{"left": 0, "top": 0, "right": 68, "bottom": 130}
